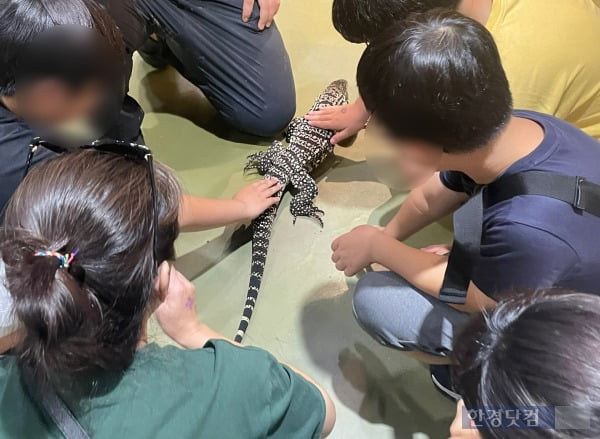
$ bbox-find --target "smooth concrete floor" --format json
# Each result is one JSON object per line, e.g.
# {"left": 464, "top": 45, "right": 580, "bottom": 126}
{"left": 129, "top": 1, "right": 456, "bottom": 437}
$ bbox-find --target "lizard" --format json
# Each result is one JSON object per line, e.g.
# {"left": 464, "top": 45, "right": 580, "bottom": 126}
{"left": 234, "top": 79, "right": 349, "bottom": 342}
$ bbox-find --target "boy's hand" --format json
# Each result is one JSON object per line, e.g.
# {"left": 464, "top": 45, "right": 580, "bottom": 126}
{"left": 155, "top": 267, "right": 203, "bottom": 348}
{"left": 233, "top": 178, "right": 282, "bottom": 220}
{"left": 305, "top": 100, "right": 370, "bottom": 144}
{"left": 449, "top": 400, "right": 481, "bottom": 439}
{"left": 331, "top": 225, "right": 383, "bottom": 276}
{"left": 242, "top": 0, "right": 281, "bottom": 30}
{"left": 421, "top": 244, "right": 452, "bottom": 256}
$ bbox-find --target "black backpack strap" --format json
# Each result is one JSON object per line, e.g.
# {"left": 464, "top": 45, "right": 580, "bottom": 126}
{"left": 439, "top": 240, "right": 473, "bottom": 304}
{"left": 439, "top": 170, "right": 600, "bottom": 305}
{"left": 484, "top": 170, "right": 600, "bottom": 217}
{"left": 440, "top": 193, "right": 483, "bottom": 305}
{"left": 22, "top": 368, "right": 91, "bottom": 439}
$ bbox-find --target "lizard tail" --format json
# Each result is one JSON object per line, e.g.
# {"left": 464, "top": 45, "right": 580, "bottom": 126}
{"left": 234, "top": 204, "right": 277, "bottom": 343}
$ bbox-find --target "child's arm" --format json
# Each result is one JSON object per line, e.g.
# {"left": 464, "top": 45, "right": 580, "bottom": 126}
{"left": 332, "top": 228, "right": 494, "bottom": 312}
{"left": 331, "top": 174, "right": 492, "bottom": 312}
{"left": 384, "top": 173, "right": 468, "bottom": 240}
{"left": 179, "top": 178, "right": 282, "bottom": 232}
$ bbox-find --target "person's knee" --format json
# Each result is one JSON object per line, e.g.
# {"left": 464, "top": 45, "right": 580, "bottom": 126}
{"left": 353, "top": 273, "right": 385, "bottom": 336}
{"left": 232, "top": 90, "right": 296, "bottom": 137}
{"left": 352, "top": 272, "right": 418, "bottom": 347}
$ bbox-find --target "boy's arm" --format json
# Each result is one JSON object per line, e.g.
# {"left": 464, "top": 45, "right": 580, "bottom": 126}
{"left": 332, "top": 226, "right": 494, "bottom": 312}
{"left": 385, "top": 173, "right": 469, "bottom": 240}
{"left": 178, "top": 179, "right": 282, "bottom": 232}
{"left": 369, "top": 233, "right": 496, "bottom": 312}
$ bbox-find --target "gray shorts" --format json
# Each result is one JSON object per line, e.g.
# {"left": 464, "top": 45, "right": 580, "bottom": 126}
{"left": 353, "top": 271, "right": 470, "bottom": 357}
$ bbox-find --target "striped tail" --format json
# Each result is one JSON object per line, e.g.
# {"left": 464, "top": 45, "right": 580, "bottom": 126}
{"left": 234, "top": 203, "right": 278, "bottom": 342}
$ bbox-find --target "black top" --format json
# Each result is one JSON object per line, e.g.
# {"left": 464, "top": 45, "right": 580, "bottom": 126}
{"left": 0, "top": 104, "right": 56, "bottom": 214}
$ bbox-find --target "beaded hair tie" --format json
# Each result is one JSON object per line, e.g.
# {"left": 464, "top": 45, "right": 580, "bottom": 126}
{"left": 34, "top": 249, "right": 79, "bottom": 269}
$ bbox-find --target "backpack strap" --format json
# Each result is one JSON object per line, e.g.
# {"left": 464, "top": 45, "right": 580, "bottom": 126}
{"left": 439, "top": 193, "right": 483, "bottom": 305}
{"left": 439, "top": 171, "right": 600, "bottom": 305}
{"left": 21, "top": 367, "right": 91, "bottom": 439}
{"left": 484, "top": 170, "right": 600, "bottom": 216}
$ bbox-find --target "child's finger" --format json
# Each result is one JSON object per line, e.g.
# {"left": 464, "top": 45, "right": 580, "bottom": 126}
{"left": 261, "top": 178, "right": 280, "bottom": 188}
{"left": 308, "top": 119, "right": 336, "bottom": 129}
{"left": 331, "top": 128, "right": 352, "bottom": 144}
{"left": 263, "top": 183, "right": 283, "bottom": 196}
{"left": 309, "top": 107, "right": 336, "bottom": 116}
{"left": 331, "top": 238, "right": 340, "bottom": 251}
{"left": 260, "top": 197, "right": 280, "bottom": 210}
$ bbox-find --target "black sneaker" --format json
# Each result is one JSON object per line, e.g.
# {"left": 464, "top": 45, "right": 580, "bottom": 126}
{"left": 430, "top": 364, "right": 461, "bottom": 402}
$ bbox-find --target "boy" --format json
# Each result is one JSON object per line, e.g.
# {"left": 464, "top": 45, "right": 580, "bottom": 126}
{"left": 331, "top": 10, "right": 600, "bottom": 375}
{"left": 0, "top": 0, "right": 281, "bottom": 223}
{"left": 98, "top": 0, "right": 295, "bottom": 137}
{"left": 307, "top": 0, "right": 600, "bottom": 143}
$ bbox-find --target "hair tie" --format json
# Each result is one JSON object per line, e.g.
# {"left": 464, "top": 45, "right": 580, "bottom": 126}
{"left": 34, "top": 249, "right": 79, "bottom": 269}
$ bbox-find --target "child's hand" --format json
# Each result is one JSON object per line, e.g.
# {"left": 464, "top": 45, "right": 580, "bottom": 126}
{"left": 421, "top": 244, "right": 452, "bottom": 256}
{"left": 305, "top": 100, "right": 370, "bottom": 144}
{"left": 449, "top": 400, "right": 481, "bottom": 439}
{"left": 331, "top": 225, "right": 383, "bottom": 276}
{"left": 233, "top": 178, "right": 282, "bottom": 220}
{"left": 155, "top": 267, "right": 203, "bottom": 348}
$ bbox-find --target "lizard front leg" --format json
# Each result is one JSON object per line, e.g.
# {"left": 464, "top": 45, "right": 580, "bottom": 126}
{"left": 245, "top": 141, "right": 284, "bottom": 175}
{"left": 289, "top": 170, "right": 324, "bottom": 227}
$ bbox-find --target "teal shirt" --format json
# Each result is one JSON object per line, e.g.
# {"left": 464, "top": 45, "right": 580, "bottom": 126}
{"left": 0, "top": 340, "right": 325, "bottom": 438}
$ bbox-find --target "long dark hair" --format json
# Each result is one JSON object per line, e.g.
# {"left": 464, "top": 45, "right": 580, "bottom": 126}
{"left": 1, "top": 150, "right": 181, "bottom": 386}
{"left": 454, "top": 290, "right": 600, "bottom": 438}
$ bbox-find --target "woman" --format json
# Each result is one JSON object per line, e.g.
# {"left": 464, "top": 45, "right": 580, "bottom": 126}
{"left": 449, "top": 290, "right": 600, "bottom": 438}
{"left": 0, "top": 150, "right": 335, "bottom": 438}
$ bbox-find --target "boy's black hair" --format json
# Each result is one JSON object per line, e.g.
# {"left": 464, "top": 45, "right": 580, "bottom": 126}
{"left": 453, "top": 290, "right": 600, "bottom": 439}
{"left": 332, "top": 0, "right": 460, "bottom": 43}
{"left": 0, "top": 0, "right": 126, "bottom": 96}
{"left": 357, "top": 10, "right": 512, "bottom": 153}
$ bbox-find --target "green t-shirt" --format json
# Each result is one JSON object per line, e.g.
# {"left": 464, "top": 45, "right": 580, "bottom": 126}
{"left": 0, "top": 340, "right": 325, "bottom": 438}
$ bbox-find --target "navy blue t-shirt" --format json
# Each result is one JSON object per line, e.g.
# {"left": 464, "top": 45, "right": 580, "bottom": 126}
{"left": 441, "top": 110, "right": 600, "bottom": 300}
{"left": 0, "top": 105, "right": 56, "bottom": 214}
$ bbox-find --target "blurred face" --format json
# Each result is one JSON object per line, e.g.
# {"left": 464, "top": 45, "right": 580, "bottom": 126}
{"left": 365, "top": 119, "right": 440, "bottom": 188}
{"left": 14, "top": 79, "right": 106, "bottom": 142}
{"left": 391, "top": 138, "right": 441, "bottom": 185}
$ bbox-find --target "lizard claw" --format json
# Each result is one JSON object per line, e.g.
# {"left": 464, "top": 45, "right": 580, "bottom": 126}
{"left": 291, "top": 203, "right": 325, "bottom": 227}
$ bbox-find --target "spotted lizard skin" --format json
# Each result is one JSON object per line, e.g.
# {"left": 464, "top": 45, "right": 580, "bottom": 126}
{"left": 234, "top": 80, "right": 349, "bottom": 342}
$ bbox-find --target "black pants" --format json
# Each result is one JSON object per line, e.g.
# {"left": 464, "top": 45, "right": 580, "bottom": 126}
{"left": 137, "top": 0, "right": 296, "bottom": 137}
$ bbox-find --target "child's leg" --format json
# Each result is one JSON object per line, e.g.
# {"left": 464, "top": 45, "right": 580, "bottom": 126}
{"left": 137, "top": 0, "right": 296, "bottom": 137}
{"left": 353, "top": 271, "right": 470, "bottom": 358}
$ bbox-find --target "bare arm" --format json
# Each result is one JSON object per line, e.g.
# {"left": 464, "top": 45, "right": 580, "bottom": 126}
{"left": 178, "top": 179, "right": 281, "bottom": 232}
{"left": 0, "top": 330, "right": 22, "bottom": 354}
{"left": 370, "top": 233, "right": 496, "bottom": 312}
{"left": 385, "top": 172, "right": 468, "bottom": 241}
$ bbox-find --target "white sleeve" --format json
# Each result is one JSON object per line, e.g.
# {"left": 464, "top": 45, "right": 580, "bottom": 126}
{"left": 0, "top": 260, "right": 20, "bottom": 338}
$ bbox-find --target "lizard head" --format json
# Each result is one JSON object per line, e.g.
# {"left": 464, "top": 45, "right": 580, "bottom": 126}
{"left": 311, "top": 79, "right": 349, "bottom": 111}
